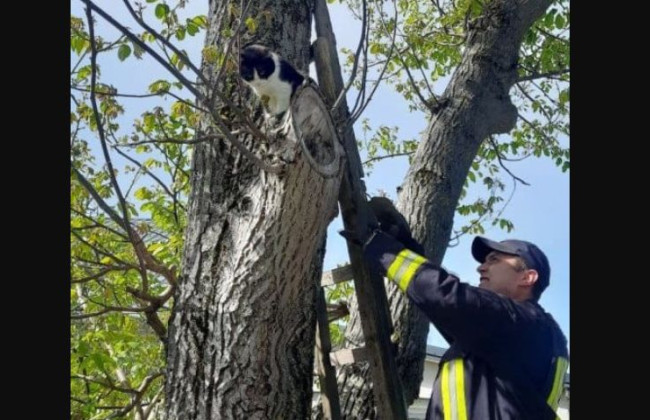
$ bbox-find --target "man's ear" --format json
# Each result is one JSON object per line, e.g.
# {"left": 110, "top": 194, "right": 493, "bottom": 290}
{"left": 521, "top": 269, "right": 539, "bottom": 287}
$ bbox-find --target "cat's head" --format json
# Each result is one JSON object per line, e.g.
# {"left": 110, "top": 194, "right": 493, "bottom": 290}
{"left": 240, "top": 44, "right": 276, "bottom": 83}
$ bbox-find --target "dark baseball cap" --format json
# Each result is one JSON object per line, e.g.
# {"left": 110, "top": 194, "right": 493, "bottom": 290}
{"left": 471, "top": 236, "right": 550, "bottom": 296}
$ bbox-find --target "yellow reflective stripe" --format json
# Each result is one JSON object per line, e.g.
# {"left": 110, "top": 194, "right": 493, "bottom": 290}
{"left": 546, "top": 357, "right": 568, "bottom": 410}
{"left": 441, "top": 362, "right": 452, "bottom": 420}
{"left": 399, "top": 253, "right": 427, "bottom": 291}
{"left": 386, "top": 249, "right": 427, "bottom": 292}
{"left": 387, "top": 250, "right": 409, "bottom": 280}
{"left": 454, "top": 360, "right": 468, "bottom": 420}
{"left": 440, "top": 359, "right": 467, "bottom": 420}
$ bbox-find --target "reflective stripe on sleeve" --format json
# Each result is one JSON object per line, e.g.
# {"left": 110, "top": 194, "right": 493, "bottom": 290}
{"left": 386, "top": 249, "right": 427, "bottom": 292}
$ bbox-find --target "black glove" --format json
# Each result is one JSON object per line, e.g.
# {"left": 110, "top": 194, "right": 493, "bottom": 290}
{"left": 367, "top": 196, "right": 425, "bottom": 255}
{"left": 338, "top": 197, "right": 425, "bottom": 255}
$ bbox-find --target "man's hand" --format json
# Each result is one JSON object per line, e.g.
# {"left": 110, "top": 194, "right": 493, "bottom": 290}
{"left": 368, "top": 196, "right": 425, "bottom": 255}
{"left": 338, "top": 197, "right": 425, "bottom": 255}
{"left": 368, "top": 197, "right": 412, "bottom": 241}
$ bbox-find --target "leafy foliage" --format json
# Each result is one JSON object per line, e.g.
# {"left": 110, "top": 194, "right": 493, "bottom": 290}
{"left": 71, "top": 1, "right": 206, "bottom": 417}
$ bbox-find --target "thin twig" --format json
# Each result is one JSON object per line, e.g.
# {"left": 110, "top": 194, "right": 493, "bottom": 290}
{"left": 72, "top": 267, "right": 126, "bottom": 284}
{"left": 363, "top": 151, "right": 413, "bottom": 166}
{"left": 82, "top": 0, "right": 201, "bottom": 98}
{"left": 349, "top": 0, "right": 400, "bottom": 125}
{"left": 71, "top": 172, "right": 127, "bottom": 231}
{"left": 534, "top": 24, "right": 570, "bottom": 44}
{"left": 116, "top": 136, "right": 212, "bottom": 147}
{"left": 517, "top": 68, "right": 569, "bottom": 83}
{"left": 517, "top": 112, "right": 556, "bottom": 146}
{"left": 74, "top": 255, "right": 138, "bottom": 271}
{"left": 85, "top": 7, "right": 151, "bottom": 294}
{"left": 72, "top": 306, "right": 146, "bottom": 319}
{"left": 72, "top": 375, "right": 137, "bottom": 394}
{"left": 529, "top": 79, "right": 564, "bottom": 108}
{"left": 122, "top": 0, "right": 208, "bottom": 86}
{"left": 349, "top": 1, "right": 371, "bottom": 119}
{"left": 73, "top": 169, "right": 178, "bottom": 288}
{"left": 111, "top": 142, "right": 187, "bottom": 212}
{"left": 71, "top": 230, "right": 134, "bottom": 267}
{"left": 71, "top": 85, "right": 209, "bottom": 113}
{"left": 486, "top": 136, "right": 530, "bottom": 185}
{"left": 104, "top": 371, "right": 164, "bottom": 420}
{"left": 332, "top": 0, "right": 368, "bottom": 112}
{"left": 71, "top": 208, "right": 129, "bottom": 239}
{"left": 515, "top": 83, "right": 552, "bottom": 120}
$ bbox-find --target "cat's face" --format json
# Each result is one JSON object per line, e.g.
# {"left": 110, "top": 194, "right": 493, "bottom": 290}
{"left": 240, "top": 44, "right": 276, "bottom": 83}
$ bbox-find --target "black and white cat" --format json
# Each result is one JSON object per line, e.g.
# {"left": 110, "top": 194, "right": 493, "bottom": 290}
{"left": 239, "top": 44, "right": 305, "bottom": 117}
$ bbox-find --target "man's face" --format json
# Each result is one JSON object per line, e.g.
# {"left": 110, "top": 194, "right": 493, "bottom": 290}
{"left": 477, "top": 251, "right": 532, "bottom": 299}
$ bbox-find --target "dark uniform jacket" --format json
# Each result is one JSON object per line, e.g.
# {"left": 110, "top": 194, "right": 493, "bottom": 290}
{"left": 364, "top": 231, "right": 569, "bottom": 420}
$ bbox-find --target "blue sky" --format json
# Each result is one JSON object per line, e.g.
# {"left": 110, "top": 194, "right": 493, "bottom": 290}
{"left": 72, "top": 1, "right": 569, "bottom": 353}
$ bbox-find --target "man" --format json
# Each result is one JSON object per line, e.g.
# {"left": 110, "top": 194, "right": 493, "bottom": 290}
{"left": 342, "top": 197, "right": 569, "bottom": 420}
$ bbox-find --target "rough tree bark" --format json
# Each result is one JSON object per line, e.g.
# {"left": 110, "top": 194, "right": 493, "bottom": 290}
{"left": 332, "top": 0, "right": 554, "bottom": 417}
{"left": 164, "top": 1, "right": 345, "bottom": 419}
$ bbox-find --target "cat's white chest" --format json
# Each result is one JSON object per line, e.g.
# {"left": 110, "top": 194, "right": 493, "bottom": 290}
{"left": 248, "top": 56, "right": 293, "bottom": 115}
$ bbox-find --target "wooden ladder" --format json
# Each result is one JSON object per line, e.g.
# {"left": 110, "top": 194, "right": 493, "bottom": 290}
{"left": 311, "top": 1, "right": 408, "bottom": 418}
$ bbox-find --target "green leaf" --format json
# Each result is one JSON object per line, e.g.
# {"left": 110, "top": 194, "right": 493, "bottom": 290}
{"left": 135, "top": 187, "right": 152, "bottom": 200}
{"left": 468, "top": 171, "right": 476, "bottom": 183}
{"left": 76, "top": 65, "right": 92, "bottom": 82}
{"left": 555, "top": 14, "right": 566, "bottom": 29}
{"left": 90, "top": 353, "right": 106, "bottom": 371}
{"left": 149, "top": 80, "right": 171, "bottom": 93}
{"left": 191, "top": 15, "right": 208, "bottom": 28}
{"left": 560, "top": 89, "right": 569, "bottom": 104}
{"left": 155, "top": 3, "right": 170, "bottom": 19}
{"left": 146, "top": 0, "right": 157, "bottom": 3}
{"left": 118, "top": 44, "right": 131, "bottom": 61}
{"left": 187, "top": 22, "right": 199, "bottom": 36}
{"left": 245, "top": 17, "right": 257, "bottom": 34}
{"left": 544, "top": 13, "right": 554, "bottom": 28}
{"left": 175, "top": 27, "right": 186, "bottom": 40}
{"left": 71, "top": 36, "right": 84, "bottom": 55}
{"left": 143, "top": 114, "right": 155, "bottom": 133}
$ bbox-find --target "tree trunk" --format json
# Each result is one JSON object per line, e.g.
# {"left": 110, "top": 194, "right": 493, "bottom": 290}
{"left": 333, "top": 0, "right": 553, "bottom": 417}
{"left": 164, "top": 1, "right": 346, "bottom": 418}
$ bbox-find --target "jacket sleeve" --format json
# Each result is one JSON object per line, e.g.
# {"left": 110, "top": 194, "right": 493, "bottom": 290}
{"left": 363, "top": 231, "right": 540, "bottom": 352}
